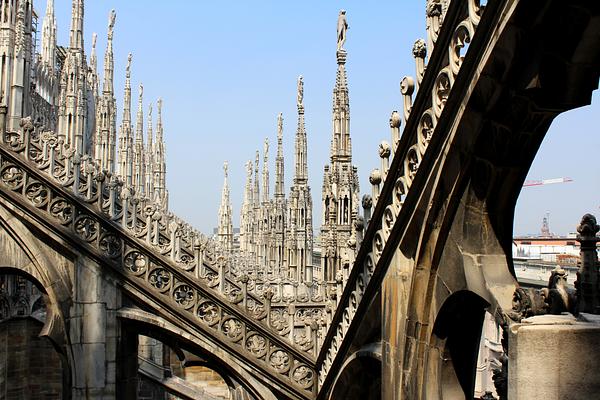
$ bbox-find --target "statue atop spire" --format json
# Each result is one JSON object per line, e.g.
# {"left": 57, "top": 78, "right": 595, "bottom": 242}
{"left": 138, "top": 83, "right": 144, "bottom": 106}
{"left": 108, "top": 9, "right": 116, "bottom": 40}
{"left": 337, "top": 10, "right": 348, "bottom": 51}
{"left": 91, "top": 33, "right": 97, "bottom": 65}
{"left": 126, "top": 53, "right": 132, "bottom": 79}
{"left": 297, "top": 75, "right": 304, "bottom": 109}
{"left": 277, "top": 113, "right": 283, "bottom": 139}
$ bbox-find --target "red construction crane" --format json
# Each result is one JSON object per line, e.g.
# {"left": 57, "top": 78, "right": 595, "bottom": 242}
{"left": 523, "top": 177, "right": 573, "bottom": 187}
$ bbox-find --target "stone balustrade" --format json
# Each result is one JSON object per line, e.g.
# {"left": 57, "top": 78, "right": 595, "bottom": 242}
{"left": 0, "top": 116, "right": 319, "bottom": 396}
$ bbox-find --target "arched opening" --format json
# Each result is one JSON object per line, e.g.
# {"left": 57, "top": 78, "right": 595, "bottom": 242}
{"left": 181, "top": 361, "right": 231, "bottom": 400}
{"left": 119, "top": 311, "right": 268, "bottom": 400}
{"left": 432, "top": 290, "right": 489, "bottom": 399}
{"left": 0, "top": 271, "right": 66, "bottom": 399}
{"left": 513, "top": 90, "right": 600, "bottom": 286}
{"left": 329, "top": 350, "right": 381, "bottom": 400}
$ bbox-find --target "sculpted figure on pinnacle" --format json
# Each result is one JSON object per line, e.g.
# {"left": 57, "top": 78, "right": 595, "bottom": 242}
{"left": 108, "top": 9, "right": 116, "bottom": 39}
{"left": 337, "top": 10, "right": 348, "bottom": 50}
{"left": 297, "top": 75, "right": 304, "bottom": 108}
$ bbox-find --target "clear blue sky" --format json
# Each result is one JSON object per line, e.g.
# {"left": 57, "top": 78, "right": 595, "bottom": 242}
{"left": 45, "top": 1, "right": 598, "bottom": 237}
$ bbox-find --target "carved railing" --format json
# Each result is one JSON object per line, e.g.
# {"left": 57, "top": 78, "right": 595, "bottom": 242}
{"left": 315, "top": 0, "right": 489, "bottom": 391}
{"left": 0, "top": 120, "right": 318, "bottom": 397}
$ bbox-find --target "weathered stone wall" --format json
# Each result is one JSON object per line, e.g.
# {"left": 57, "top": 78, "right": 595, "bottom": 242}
{"left": 138, "top": 376, "right": 166, "bottom": 400}
{"left": 0, "top": 318, "right": 63, "bottom": 399}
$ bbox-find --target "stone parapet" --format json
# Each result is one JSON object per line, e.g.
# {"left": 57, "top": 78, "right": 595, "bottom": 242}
{"left": 508, "top": 314, "right": 600, "bottom": 400}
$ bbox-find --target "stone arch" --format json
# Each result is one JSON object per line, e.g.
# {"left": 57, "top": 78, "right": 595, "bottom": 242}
{"left": 0, "top": 267, "right": 71, "bottom": 399}
{"left": 181, "top": 359, "right": 234, "bottom": 399}
{"left": 0, "top": 203, "right": 74, "bottom": 388}
{"left": 430, "top": 291, "right": 490, "bottom": 399}
{"left": 328, "top": 343, "right": 382, "bottom": 400}
{"left": 118, "top": 308, "right": 278, "bottom": 400}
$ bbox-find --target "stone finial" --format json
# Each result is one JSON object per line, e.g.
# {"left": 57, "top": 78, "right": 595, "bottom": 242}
{"left": 426, "top": 1, "right": 442, "bottom": 17}
{"left": 412, "top": 38, "right": 427, "bottom": 58}
{"left": 263, "top": 286, "right": 275, "bottom": 301}
{"left": 400, "top": 76, "right": 415, "bottom": 96}
{"left": 354, "top": 215, "right": 365, "bottom": 231}
{"left": 362, "top": 194, "right": 373, "bottom": 210}
{"left": 378, "top": 141, "right": 391, "bottom": 159}
{"left": 369, "top": 169, "right": 382, "bottom": 186}
{"left": 400, "top": 76, "right": 415, "bottom": 122}
{"left": 390, "top": 111, "right": 401, "bottom": 129}
{"left": 577, "top": 214, "right": 600, "bottom": 240}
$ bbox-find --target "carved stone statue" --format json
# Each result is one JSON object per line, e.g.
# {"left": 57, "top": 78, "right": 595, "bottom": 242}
{"left": 264, "top": 137, "right": 269, "bottom": 159}
{"left": 126, "top": 53, "right": 132, "bottom": 77}
{"left": 337, "top": 10, "right": 348, "bottom": 50}
{"left": 277, "top": 112, "right": 283, "bottom": 137}
{"left": 297, "top": 75, "right": 304, "bottom": 107}
{"left": 542, "top": 267, "right": 575, "bottom": 314}
{"left": 108, "top": 9, "right": 116, "bottom": 39}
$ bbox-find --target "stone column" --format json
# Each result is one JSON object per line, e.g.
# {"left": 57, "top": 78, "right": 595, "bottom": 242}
{"left": 69, "top": 257, "right": 120, "bottom": 399}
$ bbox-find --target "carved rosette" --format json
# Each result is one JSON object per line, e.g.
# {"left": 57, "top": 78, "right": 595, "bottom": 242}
{"left": 124, "top": 251, "right": 147, "bottom": 275}
{"left": 245, "top": 332, "right": 268, "bottom": 358}
{"left": 292, "top": 364, "right": 314, "bottom": 389}
{"left": 49, "top": 198, "right": 73, "bottom": 225}
{"left": 25, "top": 181, "right": 49, "bottom": 208}
{"left": 99, "top": 232, "right": 122, "bottom": 258}
{"left": 1, "top": 164, "right": 24, "bottom": 191}
{"left": 173, "top": 284, "right": 195, "bottom": 309}
{"left": 74, "top": 214, "right": 98, "bottom": 242}
{"left": 269, "top": 349, "right": 291, "bottom": 374}
{"left": 221, "top": 316, "right": 243, "bottom": 342}
{"left": 148, "top": 268, "right": 172, "bottom": 292}
{"left": 197, "top": 301, "right": 221, "bottom": 327}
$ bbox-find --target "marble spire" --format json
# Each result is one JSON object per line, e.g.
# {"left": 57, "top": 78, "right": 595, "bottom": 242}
{"left": 145, "top": 103, "right": 154, "bottom": 197}
{"left": 217, "top": 161, "right": 234, "bottom": 252}
{"left": 274, "top": 113, "right": 285, "bottom": 199}
{"left": 294, "top": 76, "right": 308, "bottom": 184}
{"left": 94, "top": 10, "right": 116, "bottom": 173}
{"left": 133, "top": 83, "right": 145, "bottom": 194}
{"left": 41, "top": 0, "right": 57, "bottom": 67}
{"left": 153, "top": 98, "right": 168, "bottom": 207}
{"left": 262, "top": 138, "right": 270, "bottom": 204}
{"left": 118, "top": 53, "right": 134, "bottom": 185}
{"left": 320, "top": 10, "right": 360, "bottom": 281}
{"left": 69, "top": 0, "right": 85, "bottom": 51}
